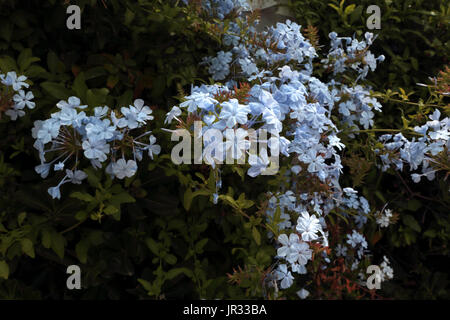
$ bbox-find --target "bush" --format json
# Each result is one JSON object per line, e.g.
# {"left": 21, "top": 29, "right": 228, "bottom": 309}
{"left": 0, "top": 0, "right": 448, "bottom": 300}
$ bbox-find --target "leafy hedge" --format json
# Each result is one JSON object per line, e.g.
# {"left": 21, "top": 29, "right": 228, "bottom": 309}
{"left": 0, "top": 0, "right": 448, "bottom": 300}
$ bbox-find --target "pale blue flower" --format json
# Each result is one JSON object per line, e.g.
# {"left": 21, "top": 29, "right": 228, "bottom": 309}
{"left": 54, "top": 162, "right": 65, "bottom": 171}
{"left": 219, "top": 99, "right": 250, "bottom": 128}
{"left": 275, "top": 264, "right": 294, "bottom": 289}
{"left": 165, "top": 106, "right": 182, "bottom": 124}
{"left": 82, "top": 138, "right": 110, "bottom": 162}
{"left": 296, "top": 211, "right": 322, "bottom": 242}
{"left": 146, "top": 135, "right": 161, "bottom": 159}
{"left": 247, "top": 151, "right": 270, "bottom": 177}
{"left": 66, "top": 169, "right": 88, "bottom": 184}
{"left": 56, "top": 96, "right": 87, "bottom": 109}
{"left": 1, "top": 71, "right": 29, "bottom": 91}
{"left": 48, "top": 186, "right": 61, "bottom": 199}
{"left": 297, "top": 288, "right": 309, "bottom": 299}
{"left": 13, "top": 90, "right": 35, "bottom": 109}
{"left": 112, "top": 159, "right": 137, "bottom": 179}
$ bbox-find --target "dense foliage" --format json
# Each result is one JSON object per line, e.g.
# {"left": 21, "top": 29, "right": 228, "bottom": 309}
{"left": 0, "top": 0, "right": 448, "bottom": 300}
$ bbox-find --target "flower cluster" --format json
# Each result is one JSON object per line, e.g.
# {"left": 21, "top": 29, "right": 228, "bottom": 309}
{"left": 169, "top": 0, "right": 396, "bottom": 295}
{"left": 0, "top": 71, "right": 35, "bottom": 120}
{"left": 32, "top": 97, "right": 160, "bottom": 199}
{"left": 375, "top": 208, "right": 393, "bottom": 228}
{"left": 201, "top": 19, "right": 317, "bottom": 81}
{"left": 165, "top": 81, "right": 290, "bottom": 177}
{"left": 321, "top": 32, "right": 385, "bottom": 132}
{"left": 378, "top": 256, "right": 394, "bottom": 282}
{"left": 267, "top": 186, "right": 374, "bottom": 290}
{"left": 322, "top": 32, "right": 385, "bottom": 80}
{"left": 178, "top": 0, "right": 395, "bottom": 295}
{"left": 377, "top": 109, "right": 449, "bottom": 183}
{"left": 274, "top": 210, "right": 326, "bottom": 289}
{"left": 199, "top": 0, "right": 250, "bottom": 20}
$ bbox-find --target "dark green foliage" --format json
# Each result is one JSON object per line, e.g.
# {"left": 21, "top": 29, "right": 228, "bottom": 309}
{"left": 289, "top": 0, "right": 449, "bottom": 91}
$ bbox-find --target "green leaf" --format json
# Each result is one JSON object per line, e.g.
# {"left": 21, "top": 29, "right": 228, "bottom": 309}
{"left": 164, "top": 254, "right": 177, "bottom": 265}
{"left": 41, "top": 82, "right": 73, "bottom": 100}
{"left": 25, "top": 65, "right": 48, "bottom": 78}
{"left": 75, "top": 239, "right": 89, "bottom": 264}
{"left": 73, "top": 72, "right": 88, "bottom": 102}
{"left": 0, "top": 55, "right": 18, "bottom": 72}
{"left": 195, "top": 238, "right": 208, "bottom": 253}
{"left": 375, "top": 191, "right": 386, "bottom": 203}
{"left": 70, "top": 192, "right": 94, "bottom": 202}
{"left": 21, "top": 238, "right": 35, "bottom": 258}
{"left": 111, "top": 192, "right": 135, "bottom": 206}
{"left": 0, "top": 261, "right": 9, "bottom": 279}
{"left": 401, "top": 115, "right": 410, "bottom": 129}
{"left": 407, "top": 199, "right": 422, "bottom": 212}
{"left": 117, "top": 89, "right": 133, "bottom": 107}
{"left": 124, "top": 8, "right": 135, "bottom": 26}
{"left": 18, "top": 48, "right": 40, "bottom": 72}
{"left": 231, "top": 166, "right": 245, "bottom": 180}
{"left": 86, "top": 88, "right": 109, "bottom": 107}
{"left": 423, "top": 229, "right": 436, "bottom": 238}
{"left": 41, "top": 230, "right": 52, "bottom": 249}
{"left": 137, "top": 278, "right": 152, "bottom": 292}
{"left": 47, "top": 51, "right": 65, "bottom": 74}
{"left": 104, "top": 205, "right": 121, "bottom": 220}
{"left": 350, "top": 5, "right": 363, "bottom": 23}
{"left": 84, "top": 66, "right": 107, "bottom": 80}
{"left": 402, "top": 214, "right": 421, "bottom": 232}
{"left": 17, "top": 211, "right": 27, "bottom": 226}
{"left": 51, "top": 232, "right": 66, "bottom": 259}
{"left": 328, "top": 3, "right": 341, "bottom": 13}
{"left": 344, "top": 4, "right": 355, "bottom": 15}
{"left": 410, "top": 57, "right": 419, "bottom": 71}
{"left": 104, "top": 205, "right": 119, "bottom": 215}
{"left": 252, "top": 227, "right": 261, "bottom": 245}
{"left": 75, "top": 210, "right": 88, "bottom": 221}
{"left": 236, "top": 193, "right": 254, "bottom": 209}
{"left": 145, "top": 238, "right": 160, "bottom": 256}
{"left": 183, "top": 188, "right": 193, "bottom": 211}
{"left": 166, "top": 267, "right": 193, "bottom": 280}
{"left": 219, "top": 194, "right": 238, "bottom": 209}
{"left": 84, "top": 167, "right": 101, "bottom": 188}
{"left": 183, "top": 189, "right": 210, "bottom": 211}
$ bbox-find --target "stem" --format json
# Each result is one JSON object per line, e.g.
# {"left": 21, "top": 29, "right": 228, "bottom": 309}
{"left": 379, "top": 96, "right": 441, "bottom": 107}
{"left": 352, "top": 128, "right": 422, "bottom": 136}
{"left": 60, "top": 218, "right": 86, "bottom": 234}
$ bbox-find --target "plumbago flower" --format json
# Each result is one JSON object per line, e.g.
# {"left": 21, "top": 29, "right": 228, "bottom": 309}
{"left": 191, "top": 0, "right": 251, "bottom": 20}
{"left": 0, "top": 71, "right": 35, "bottom": 120}
{"left": 32, "top": 97, "right": 160, "bottom": 199}
{"left": 175, "top": 1, "right": 393, "bottom": 297}
{"left": 164, "top": 80, "right": 290, "bottom": 197}
{"left": 375, "top": 208, "right": 394, "bottom": 228}
{"left": 376, "top": 109, "right": 449, "bottom": 183}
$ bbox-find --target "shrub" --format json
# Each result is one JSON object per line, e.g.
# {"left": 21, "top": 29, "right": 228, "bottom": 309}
{"left": 0, "top": 0, "right": 448, "bottom": 300}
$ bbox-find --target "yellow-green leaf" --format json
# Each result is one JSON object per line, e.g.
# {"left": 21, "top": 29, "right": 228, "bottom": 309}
{"left": 21, "top": 238, "right": 35, "bottom": 258}
{"left": 0, "top": 261, "right": 9, "bottom": 279}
